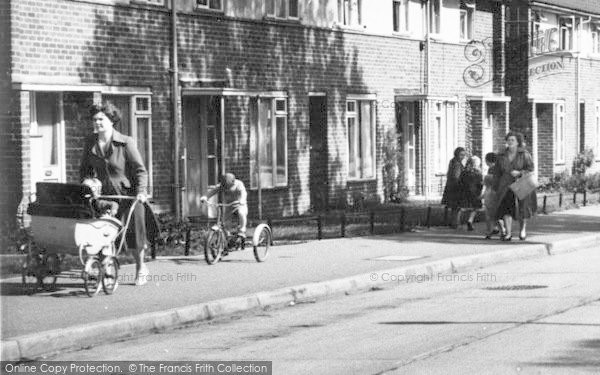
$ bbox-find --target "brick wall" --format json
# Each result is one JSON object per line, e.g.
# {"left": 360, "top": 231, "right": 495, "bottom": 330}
{"left": 0, "top": 0, "right": 18, "bottom": 231}
{"left": 7, "top": 0, "right": 503, "bottom": 220}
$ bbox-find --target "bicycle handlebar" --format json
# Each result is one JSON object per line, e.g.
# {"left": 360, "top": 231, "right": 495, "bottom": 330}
{"left": 200, "top": 200, "right": 239, "bottom": 207}
{"left": 99, "top": 195, "right": 138, "bottom": 200}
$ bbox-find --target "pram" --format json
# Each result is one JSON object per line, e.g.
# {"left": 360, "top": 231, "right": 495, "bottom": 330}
{"left": 23, "top": 182, "right": 158, "bottom": 297}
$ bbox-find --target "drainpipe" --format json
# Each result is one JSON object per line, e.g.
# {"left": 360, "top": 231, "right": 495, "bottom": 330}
{"left": 424, "top": 0, "right": 431, "bottom": 197}
{"left": 171, "top": 0, "right": 182, "bottom": 220}
{"left": 576, "top": 17, "right": 591, "bottom": 153}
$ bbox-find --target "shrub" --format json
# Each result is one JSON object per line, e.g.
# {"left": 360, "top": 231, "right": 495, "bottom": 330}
{"left": 572, "top": 149, "right": 595, "bottom": 176}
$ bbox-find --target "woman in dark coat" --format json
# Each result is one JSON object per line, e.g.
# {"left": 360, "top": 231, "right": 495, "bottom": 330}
{"left": 494, "top": 131, "right": 537, "bottom": 241}
{"left": 80, "top": 102, "right": 150, "bottom": 285}
{"left": 459, "top": 155, "right": 483, "bottom": 231}
{"left": 442, "top": 147, "right": 467, "bottom": 228}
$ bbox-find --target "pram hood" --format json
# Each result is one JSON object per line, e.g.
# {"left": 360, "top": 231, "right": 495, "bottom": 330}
{"left": 28, "top": 182, "right": 96, "bottom": 219}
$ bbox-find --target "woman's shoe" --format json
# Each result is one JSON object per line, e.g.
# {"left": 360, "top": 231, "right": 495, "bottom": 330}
{"left": 519, "top": 231, "right": 527, "bottom": 241}
{"left": 135, "top": 264, "right": 149, "bottom": 286}
{"left": 467, "top": 222, "right": 474, "bottom": 231}
{"left": 501, "top": 235, "right": 512, "bottom": 241}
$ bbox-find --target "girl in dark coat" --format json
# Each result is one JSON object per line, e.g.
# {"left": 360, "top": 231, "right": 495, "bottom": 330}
{"left": 459, "top": 155, "right": 483, "bottom": 231}
{"left": 442, "top": 147, "right": 467, "bottom": 228}
{"left": 494, "top": 131, "right": 537, "bottom": 241}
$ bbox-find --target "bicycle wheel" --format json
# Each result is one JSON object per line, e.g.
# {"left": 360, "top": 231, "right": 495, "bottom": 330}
{"left": 83, "top": 258, "right": 102, "bottom": 297}
{"left": 204, "top": 230, "right": 224, "bottom": 265}
{"left": 253, "top": 224, "right": 271, "bottom": 262}
{"left": 102, "top": 256, "right": 119, "bottom": 295}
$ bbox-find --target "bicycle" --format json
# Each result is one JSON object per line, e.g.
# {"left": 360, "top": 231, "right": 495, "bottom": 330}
{"left": 201, "top": 201, "right": 272, "bottom": 265}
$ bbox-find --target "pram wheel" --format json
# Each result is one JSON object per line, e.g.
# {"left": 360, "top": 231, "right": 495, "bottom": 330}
{"left": 102, "top": 256, "right": 119, "bottom": 295}
{"left": 83, "top": 258, "right": 102, "bottom": 297}
{"left": 21, "top": 253, "right": 42, "bottom": 295}
{"left": 42, "top": 254, "right": 60, "bottom": 291}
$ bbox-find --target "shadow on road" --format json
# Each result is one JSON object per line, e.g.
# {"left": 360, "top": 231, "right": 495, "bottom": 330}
{"left": 526, "top": 339, "right": 600, "bottom": 369}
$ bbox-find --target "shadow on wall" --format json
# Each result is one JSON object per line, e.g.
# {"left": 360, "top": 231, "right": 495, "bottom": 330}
{"left": 76, "top": 6, "right": 171, "bottom": 199}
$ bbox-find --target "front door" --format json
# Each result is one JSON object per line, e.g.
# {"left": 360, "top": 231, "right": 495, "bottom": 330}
{"left": 309, "top": 96, "right": 328, "bottom": 211}
{"left": 30, "top": 92, "right": 65, "bottom": 191}
{"left": 397, "top": 102, "right": 416, "bottom": 192}
{"left": 183, "top": 96, "right": 221, "bottom": 217}
{"left": 482, "top": 111, "right": 495, "bottom": 175}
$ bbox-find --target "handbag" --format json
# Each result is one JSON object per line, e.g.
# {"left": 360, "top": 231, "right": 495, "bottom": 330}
{"left": 509, "top": 172, "right": 538, "bottom": 200}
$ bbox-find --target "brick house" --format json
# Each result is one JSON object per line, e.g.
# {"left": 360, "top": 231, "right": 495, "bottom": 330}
{"left": 505, "top": 0, "right": 600, "bottom": 180}
{"left": 1, "top": 0, "right": 512, "bottom": 228}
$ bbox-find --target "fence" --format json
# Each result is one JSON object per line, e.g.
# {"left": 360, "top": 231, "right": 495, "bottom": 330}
{"left": 180, "top": 190, "right": 599, "bottom": 255}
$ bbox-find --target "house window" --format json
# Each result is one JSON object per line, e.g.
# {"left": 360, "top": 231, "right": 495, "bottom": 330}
{"left": 134, "top": 0, "right": 165, "bottom": 5}
{"left": 103, "top": 94, "right": 153, "bottom": 193}
{"left": 196, "top": 0, "right": 222, "bottom": 11}
{"left": 555, "top": 103, "right": 565, "bottom": 163}
{"left": 460, "top": 2, "right": 474, "bottom": 40}
{"left": 338, "top": 0, "right": 361, "bottom": 26}
{"left": 250, "top": 98, "right": 288, "bottom": 189}
{"left": 429, "top": 0, "right": 441, "bottom": 34}
{"left": 393, "top": 0, "right": 409, "bottom": 33}
{"left": 592, "top": 25, "right": 600, "bottom": 54}
{"left": 434, "top": 101, "right": 457, "bottom": 174}
{"left": 559, "top": 17, "right": 573, "bottom": 51}
{"left": 267, "top": 0, "right": 299, "bottom": 19}
{"left": 596, "top": 102, "right": 600, "bottom": 158}
{"left": 530, "top": 11, "right": 542, "bottom": 51}
{"left": 347, "top": 99, "right": 375, "bottom": 180}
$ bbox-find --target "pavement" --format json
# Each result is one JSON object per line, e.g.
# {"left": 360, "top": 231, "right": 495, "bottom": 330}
{"left": 1, "top": 205, "right": 599, "bottom": 361}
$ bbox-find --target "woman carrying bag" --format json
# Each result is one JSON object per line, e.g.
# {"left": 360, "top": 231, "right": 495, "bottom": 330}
{"left": 494, "top": 132, "right": 538, "bottom": 241}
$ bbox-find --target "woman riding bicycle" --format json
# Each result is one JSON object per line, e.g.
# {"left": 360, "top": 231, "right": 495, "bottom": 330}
{"left": 200, "top": 173, "right": 248, "bottom": 239}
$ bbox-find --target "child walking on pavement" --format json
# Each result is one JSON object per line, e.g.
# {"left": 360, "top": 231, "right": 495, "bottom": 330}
{"left": 483, "top": 152, "right": 505, "bottom": 239}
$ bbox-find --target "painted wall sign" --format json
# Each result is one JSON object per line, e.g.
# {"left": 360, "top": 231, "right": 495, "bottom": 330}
{"left": 529, "top": 59, "right": 566, "bottom": 79}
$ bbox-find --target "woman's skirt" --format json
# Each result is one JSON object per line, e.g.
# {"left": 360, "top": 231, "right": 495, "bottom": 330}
{"left": 496, "top": 189, "right": 537, "bottom": 220}
{"left": 117, "top": 199, "right": 147, "bottom": 252}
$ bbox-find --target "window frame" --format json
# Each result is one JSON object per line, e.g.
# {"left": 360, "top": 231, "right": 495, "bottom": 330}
{"left": 596, "top": 101, "right": 600, "bottom": 160}
{"left": 559, "top": 16, "right": 574, "bottom": 51}
{"left": 250, "top": 97, "right": 289, "bottom": 190}
{"left": 591, "top": 24, "right": 600, "bottom": 55}
{"left": 195, "top": 0, "right": 223, "bottom": 12}
{"left": 555, "top": 102, "right": 566, "bottom": 164}
{"left": 428, "top": 0, "right": 441, "bottom": 35}
{"left": 102, "top": 94, "right": 154, "bottom": 196}
{"left": 433, "top": 101, "right": 458, "bottom": 175}
{"left": 393, "top": 0, "right": 410, "bottom": 34}
{"left": 338, "top": 0, "right": 362, "bottom": 27}
{"left": 346, "top": 98, "right": 376, "bottom": 181}
{"left": 459, "top": 2, "right": 474, "bottom": 41}
{"left": 266, "top": 0, "right": 299, "bottom": 20}
{"left": 132, "top": 0, "right": 165, "bottom": 6}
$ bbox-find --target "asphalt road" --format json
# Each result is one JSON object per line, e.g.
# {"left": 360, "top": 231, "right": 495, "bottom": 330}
{"left": 49, "top": 242, "right": 600, "bottom": 374}
{"left": 1, "top": 206, "right": 599, "bottom": 340}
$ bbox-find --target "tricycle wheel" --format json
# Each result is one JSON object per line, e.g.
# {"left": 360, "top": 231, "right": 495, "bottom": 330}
{"left": 253, "top": 224, "right": 271, "bottom": 262}
{"left": 102, "top": 256, "right": 119, "bottom": 295}
{"left": 204, "top": 230, "right": 224, "bottom": 265}
{"left": 83, "top": 258, "right": 102, "bottom": 297}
